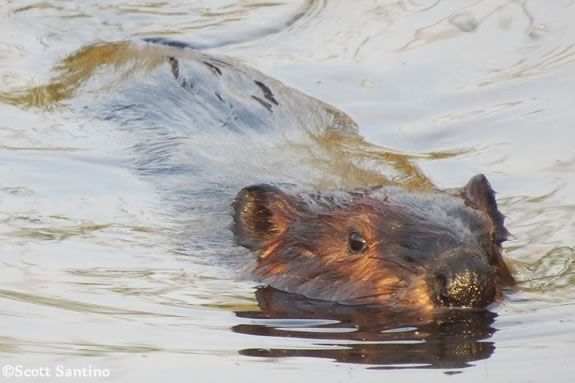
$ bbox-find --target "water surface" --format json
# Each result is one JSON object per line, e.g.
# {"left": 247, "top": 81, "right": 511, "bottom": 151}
{"left": 1, "top": 1, "right": 574, "bottom": 382}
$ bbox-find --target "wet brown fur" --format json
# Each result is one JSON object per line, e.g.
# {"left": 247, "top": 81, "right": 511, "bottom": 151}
{"left": 253, "top": 198, "right": 450, "bottom": 311}
{"left": 233, "top": 176, "right": 515, "bottom": 311}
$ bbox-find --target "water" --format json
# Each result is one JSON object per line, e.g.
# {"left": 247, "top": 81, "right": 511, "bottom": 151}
{"left": 1, "top": 1, "right": 574, "bottom": 381}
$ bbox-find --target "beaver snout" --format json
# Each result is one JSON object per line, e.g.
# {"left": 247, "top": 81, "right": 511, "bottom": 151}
{"left": 431, "top": 250, "right": 497, "bottom": 308}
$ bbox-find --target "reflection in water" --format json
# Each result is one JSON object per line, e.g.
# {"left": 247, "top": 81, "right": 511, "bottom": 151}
{"left": 234, "top": 287, "right": 496, "bottom": 369}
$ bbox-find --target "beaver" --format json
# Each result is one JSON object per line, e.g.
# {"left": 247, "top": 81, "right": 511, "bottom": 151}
{"left": 232, "top": 174, "right": 514, "bottom": 310}
{"left": 57, "top": 39, "right": 514, "bottom": 311}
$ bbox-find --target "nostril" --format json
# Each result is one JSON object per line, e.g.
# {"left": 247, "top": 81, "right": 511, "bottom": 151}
{"left": 431, "top": 269, "right": 496, "bottom": 308}
{"left": 430, "top": 251, "right": 498, "bottom": 308}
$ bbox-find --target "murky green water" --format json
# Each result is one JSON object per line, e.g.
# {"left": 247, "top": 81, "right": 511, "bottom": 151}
{"left": 1, "top": 1, "right": 574, "bottom": 382}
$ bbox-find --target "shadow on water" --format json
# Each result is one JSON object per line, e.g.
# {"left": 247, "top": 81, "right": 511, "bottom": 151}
{"left": 234, "top": 287, "right": 497, "bottom": 369}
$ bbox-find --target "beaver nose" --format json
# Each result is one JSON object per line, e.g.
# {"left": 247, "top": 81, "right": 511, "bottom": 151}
{"left": 431, "top": 251, "right": 496, "bottom": 308}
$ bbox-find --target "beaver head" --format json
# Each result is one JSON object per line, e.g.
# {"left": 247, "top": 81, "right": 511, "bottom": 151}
{"left": 232, "top": 174, "right": 514, "bottom": 310}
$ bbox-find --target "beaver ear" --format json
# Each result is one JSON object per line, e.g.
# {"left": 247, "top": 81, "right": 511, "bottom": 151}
{"left": 463, "top": 174, "right": 510, "bottom": 243}
{"left": 232, "top": 184, "right": 295, "bottom": 251}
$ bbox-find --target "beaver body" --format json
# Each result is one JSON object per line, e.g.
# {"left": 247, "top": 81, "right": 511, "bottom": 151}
{"left": 74, "top": 39, "right": 513, "bottom": 310}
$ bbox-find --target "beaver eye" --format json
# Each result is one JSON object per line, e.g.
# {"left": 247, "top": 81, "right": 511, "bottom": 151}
{"left": 348, "top": 232, "right": 367, "bottom": 253}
